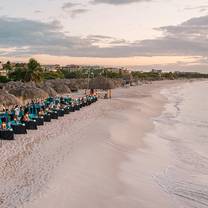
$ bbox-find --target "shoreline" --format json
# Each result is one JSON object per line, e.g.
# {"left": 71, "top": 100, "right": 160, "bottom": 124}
{"left": 0, "top": 80, "right": 188, "bottom": 208}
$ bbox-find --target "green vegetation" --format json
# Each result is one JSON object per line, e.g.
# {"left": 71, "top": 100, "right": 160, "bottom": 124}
{"left": 4, "top": 61, "right": 13, "bottom": 74}
{"left": 131, "top": 71, "right": 208, "bottom": 81}
{"left": 7, "top": 58, "right": 43, "bottom": 83}
{"left": 25, "top": 58, "right": 43, "bottom": 82}
{"left": 0, "top": 76, "right": 10, "bottom": 83}
{"left": 62, "top": 68, "right": 124, "bottom": 79}
{"left": 43, "top": 71, "right": 64, "bottom": 80}
{"left": 62, "top": 70, "right": 86, "bottom": 79}
{"left": 0, "top": 58, "right": 208, "bottom": 83}
{"left": 8, "top": 67, "right": 26, "bottom": 81}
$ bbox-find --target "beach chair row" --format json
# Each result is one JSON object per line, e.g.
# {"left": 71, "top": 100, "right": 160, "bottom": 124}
{"left": 0, "top": 95, "right": 98, "bottom": 141}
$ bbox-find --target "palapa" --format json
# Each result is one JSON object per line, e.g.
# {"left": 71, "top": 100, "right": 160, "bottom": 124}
{"left": 0, "top": 90, "right": 21, "bottom": 107}
{"left": 89, "top": 77, "right": 115, "bottom": 90}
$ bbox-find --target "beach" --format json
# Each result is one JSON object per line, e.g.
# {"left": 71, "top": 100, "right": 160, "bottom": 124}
{"left": 1, "top": 80, "right": 208, "bottom": 208}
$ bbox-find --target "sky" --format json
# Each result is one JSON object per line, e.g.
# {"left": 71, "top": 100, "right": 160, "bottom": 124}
{"left": 0, "top": 0, "right": 208, "bottom": 72}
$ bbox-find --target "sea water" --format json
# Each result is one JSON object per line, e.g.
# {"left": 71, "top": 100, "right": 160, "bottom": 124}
{"left": 155, "top": 80, "right": 208, "bottom": 207}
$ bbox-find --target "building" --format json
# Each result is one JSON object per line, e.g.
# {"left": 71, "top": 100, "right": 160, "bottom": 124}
{"left": 42, "top": 64, "right": 61, "bottom": 72}
{"left": 0, "top": 61, "right": 7, "bottom": 76}
{"left": 61, "top": 64, "right": 81, "bottom": 72}
{"left": 151, "top": 69, "right": 162, "bottom": 73}
{"left": 103, "top": 67, "right": 131, "bottom": 74}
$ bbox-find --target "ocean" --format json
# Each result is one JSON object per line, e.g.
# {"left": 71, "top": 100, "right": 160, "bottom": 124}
{"left": 154, "top": 80, "right": 208, "bottom": 207}
{"left": 120, "top": 80, "right": 208, "bottom": 208}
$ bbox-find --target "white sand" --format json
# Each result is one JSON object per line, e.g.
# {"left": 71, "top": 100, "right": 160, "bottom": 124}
{"left": 0, "top": 80, "right": 185, "bottom": 208}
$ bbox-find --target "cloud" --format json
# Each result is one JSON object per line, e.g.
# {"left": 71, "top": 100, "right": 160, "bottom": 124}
{"left": 91, "top": 0, "right": 152, "bottom": 5}
{"left": 34, "top": 10, "right": 42, "bottom": 13}
{"left": 87, "top": 35, "right": 129, "bottom": 47}
{"left": 150, "top": 15, "right": 208, "bottom": 56}
{"left": 62, "top": 2, "right": 80, "bottom": 10}
{"left": 62, "top": 2, "right": 88, "bottom": 17}
{"left": 185, "top": 5, "right": 208, "bottom": 12}
{"left": 132, "top": 61, "right": 208, "bottom": 73}
{"left": 0, "top": 15, "right": 208, "bottom": 61}
{"left": 69, "top": 9, "right": 89, "bottom": 18}
{"left": 0, "top": 17, "right": 97, "bottom": 56}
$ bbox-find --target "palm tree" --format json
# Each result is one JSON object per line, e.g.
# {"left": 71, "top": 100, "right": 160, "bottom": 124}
{"left": 24, "top": 58, "right": 43, "bottom": 83}
{"left": 4, "top": 61, "right": 13, "bottom": 75}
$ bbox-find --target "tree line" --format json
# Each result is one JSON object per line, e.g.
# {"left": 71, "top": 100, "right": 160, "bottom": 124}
{"left": 0, "top": 58, "right": 207, "bottom": 83}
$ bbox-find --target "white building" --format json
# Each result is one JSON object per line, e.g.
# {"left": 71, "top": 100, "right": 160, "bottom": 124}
{"left": 0, "top": 61, "right": 7, "bottom": 76}
{"left": 151, "top": 69, "right": 162, "bottom": 73}
{"left": 42, "top": 64, "right": 61, "bottom": 72}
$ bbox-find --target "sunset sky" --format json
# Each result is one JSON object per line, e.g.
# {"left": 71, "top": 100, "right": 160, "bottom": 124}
{"left": 0, "top": 0, "right": 208, "bottom": 71}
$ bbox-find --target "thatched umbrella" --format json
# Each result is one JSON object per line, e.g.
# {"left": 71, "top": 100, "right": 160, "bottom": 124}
{"left": 111, "top": 78, "right": 125, "bottom": 88}
{"left": 89, "top": 77, "right": 115, "bottom": 98}
{"left": 45, "top": 80, "right": 71, "bottom": 94}
{"left": 5, "top": 81, "right": 37, "bottom": 91}
{"left": 0, "top": 83, "right": 5, "bottom": 90}
{"left": 0, "top": 90, "right": 21, "bottom": 107}
{"left": 89, "top": 77, "right": 115, "bottom": 90}
{"left": 52, "top": 83, "right": 71, "bottom": 94}
{"left": 62, "top": 79, "right": 88, "bottom": 91}
{"left": 40, "top": 84, "right": 58, "bottom": 97}
{"left": 9, "top": 86, "right": 48, "bottom": 101}
{"left": 4, "top": 81, "right": 24, "bottom": 91}
{"left": 70, "top": 79, "right": 88, "bottom": 90}
{"left": 67, "top": 84, "right": 78, "bottom": 92}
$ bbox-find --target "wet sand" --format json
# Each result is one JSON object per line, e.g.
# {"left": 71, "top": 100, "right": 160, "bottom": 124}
{"left": 0, "top": 80, "right": 185, "bottom": 208}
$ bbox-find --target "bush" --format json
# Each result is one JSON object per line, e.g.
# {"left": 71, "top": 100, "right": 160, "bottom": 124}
{"left": 62, "top": 70, "right": 86, "bottom": 79}
{"left": 0, "top": 76, "right": 10, "bottom": 83}
{"left": 8, "top": 67, "right": 26, "bottom": 81}
{"left": 43, "top": 71, "right": 64, "bottom": 80}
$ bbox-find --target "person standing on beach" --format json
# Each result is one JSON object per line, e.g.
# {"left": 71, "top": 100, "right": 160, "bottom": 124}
{"left": 14, "top": 105, "right": 20, "bottom": 117}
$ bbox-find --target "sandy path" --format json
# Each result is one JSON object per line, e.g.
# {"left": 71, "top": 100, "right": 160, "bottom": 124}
{"left": 0, "top": 81, "right": 184, "bottom": 208}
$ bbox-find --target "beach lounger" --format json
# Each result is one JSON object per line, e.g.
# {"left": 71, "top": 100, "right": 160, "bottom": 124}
{"left": 64, "top": 108, "right": 70, "bottom": 114}
{"left": 70, "top": 106, "right": 75, "bottom": 112}
{"left": 29, "top": 114, "right": 44, "bottom": 126}
{"left": 74, "top": 105, "right": 80, "bottom": 111}
{"left": 24, "top": 120, "right": 38, "bottom": 130}
{"left": 11, "top": 124, "right": 27, "bottom": 134}
{"left": 50, "top": 111, "right": 58, "bottom": 119}
{"left": 34, "top": 117, "right": 44, "bottom": 126}
{"left": 57, "top": 109, "right": 64, "bottom": 117}
{"left": 44, "top": 114, "right": 51, "bottom": 122}
{"left": 0, "top": 129, "right": 14, "bottom": 140}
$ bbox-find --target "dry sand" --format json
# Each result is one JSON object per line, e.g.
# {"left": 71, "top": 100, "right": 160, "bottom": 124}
{"left": 0, "top": 80, "right": 185, "bottom": 208}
